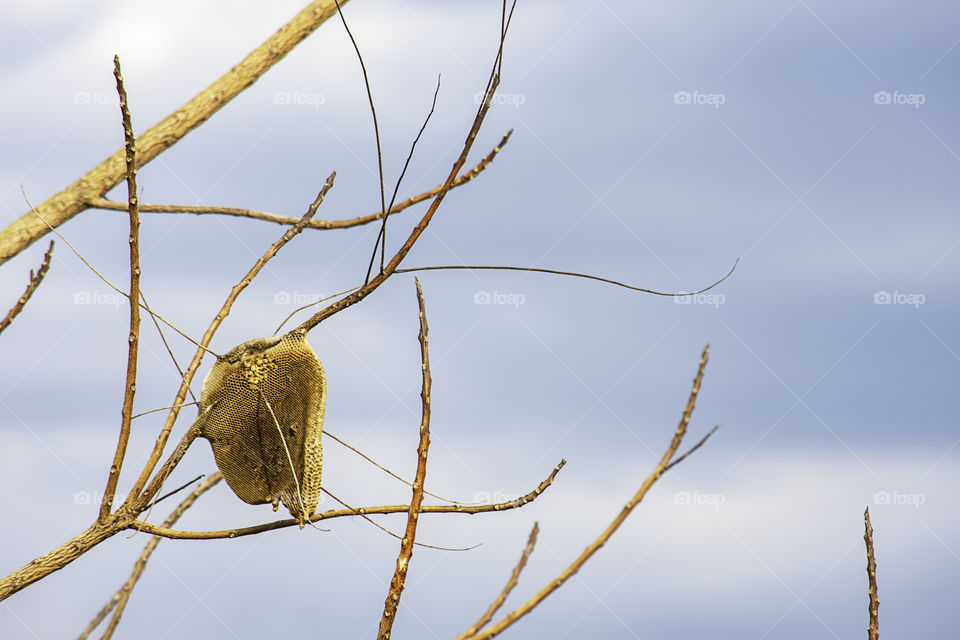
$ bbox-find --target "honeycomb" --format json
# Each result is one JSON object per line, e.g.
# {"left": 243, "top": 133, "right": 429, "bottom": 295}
{"left": 198, "top": 332, "right": 324, "bottom": 528}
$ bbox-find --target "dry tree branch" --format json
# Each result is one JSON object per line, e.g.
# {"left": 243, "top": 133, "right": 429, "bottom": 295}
{"left": 86, "top": 131, "right": 507, "bottom": 234}
{"left": 456, "top": 523, "right": 539, "bottom": 640}
{"left": 78, "top": 473, "right": 223, "bottom": 640}
{"left": 100, "top": 56, "right": 142, "bottom": 523}
{"left": 0, "top": 239, "right": 53, "bottom": 335}
{"left": 377, "top": 279, "right": 432, "bottom": 639}
{"left": 459, "top": 345, "right": 714, "bottom": 640}
{"left": 83, "top": 131, "right": 510, "bottom": 231}
{"left": 292, "top": 1, "right": 517, "bottom": 336}
{"left": 0, "top": 0, "right": 348, "bottom": 266}
{"left": 0, "top": 520, "right": 116, "bottom": 601}
{"left": 864, "top": 507, "right": 879, "bottom": 640}
{"left": 127, "top": 459, "right": 566, "bottom": 540}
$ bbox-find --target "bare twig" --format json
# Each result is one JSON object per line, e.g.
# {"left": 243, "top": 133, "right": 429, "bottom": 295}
{"left": 664, "top": 424, "right": 719, "bottom": 472}
{"left": 456, "top": 523, "right": 539, "bottom": 640}
{"left": 377, "top": 279, "right": 433, "bottom": 639}
{"left": 128, "top": 459, "right": 566, "bottom": 540}
{"left": 152, "top": 475, "right": 205, "bottom": 506}
{"left": 0, "top": 239, "right": 53, "bottom": 335}
{"left": 864, "top": 507, "right": 879, "bottom": 640}
{"left": 459, "top": 345, "right": 711, "bottom": 640}
{"left": 0, "top": 0, "right": 349, "bottom": 265}
{"left": 100, "top": 55, "right": 141, "bottom": 523}
{"left": 78, "top": 474, "right": 222, "bottom": 640}
{"left": 397, "top": 258, "right": 740, "bottom": 297}
{"left": 84, "top": 131, "right": 511, "bottom": 231}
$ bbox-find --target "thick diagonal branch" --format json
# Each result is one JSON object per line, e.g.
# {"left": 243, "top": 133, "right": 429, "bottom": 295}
{"left": 0, "top": 0, "right": 347, "bottom": 265}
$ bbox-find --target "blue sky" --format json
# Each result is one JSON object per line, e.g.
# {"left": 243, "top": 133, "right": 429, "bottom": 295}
{"left": 1, "top": 1, "right": 958, "bottom": 638}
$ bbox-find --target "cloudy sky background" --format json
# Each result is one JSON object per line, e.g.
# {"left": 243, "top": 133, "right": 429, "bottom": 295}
{"left": 1, "top": 0, "right": 958, "bottom": 637}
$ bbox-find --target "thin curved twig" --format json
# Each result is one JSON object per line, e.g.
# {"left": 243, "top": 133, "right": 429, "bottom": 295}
{"left": 334, "top": 0, "right": 387, "bottom": 282}
{"left": 459, "top": 345, "right": 713, "bottom": 640}
{"left": 397, "top": 257, "right": 739, "bottom": 298}
{"left": 377, "top": 279, "right": 432, "bottom": 639}
{"left": 0, "top": 239, "right": 53, "bottom": 336}
{"left": 127, "top": 459, "right": 566, "bottom": 540}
